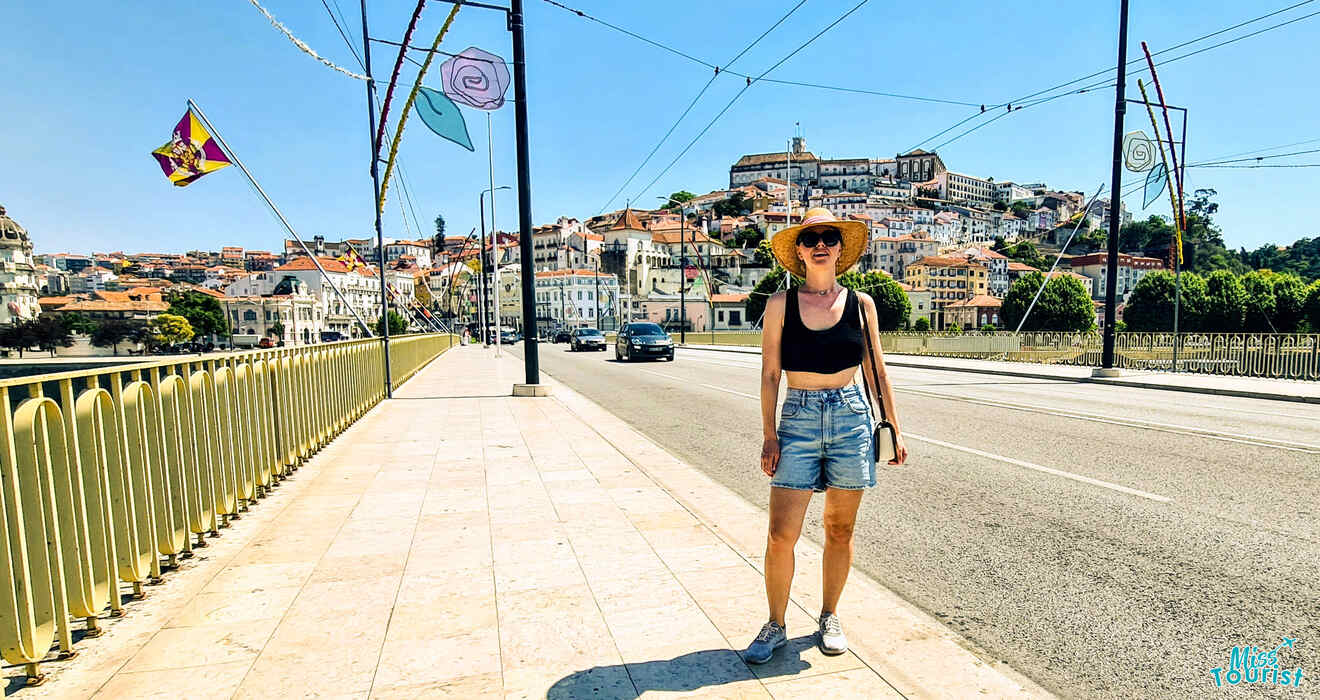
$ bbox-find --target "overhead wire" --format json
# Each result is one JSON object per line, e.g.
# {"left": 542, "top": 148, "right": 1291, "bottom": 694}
{"left": 907, "top": 0, "right": 1320, "bottom": 153}
{"left": 1188, "top": 147, "right": 1320, "bottom": 166}
{"left": 596, "top": 0, "right": 810, "bottom": 214}
{"left": 629, "top": 0, "right": 873, "bottom": 205}
{"left": 1189, "top": 136, "right": 1320, "bottom": 163}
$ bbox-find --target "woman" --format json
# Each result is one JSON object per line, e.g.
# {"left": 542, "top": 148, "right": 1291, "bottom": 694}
{"left": 745, "top": 207, "right": 908, "bottom": 664}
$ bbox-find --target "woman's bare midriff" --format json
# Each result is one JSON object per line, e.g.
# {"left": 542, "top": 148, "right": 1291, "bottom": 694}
{"left": 785, "top": 366, "right": 860, "bottom": 390}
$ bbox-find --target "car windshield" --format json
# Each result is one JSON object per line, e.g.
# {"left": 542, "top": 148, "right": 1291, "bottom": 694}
{"left": 575, "top": 329, "right": 602, "bottom": 336}
{"left": 628, "top": 324, "right": 665, "bottom": 336}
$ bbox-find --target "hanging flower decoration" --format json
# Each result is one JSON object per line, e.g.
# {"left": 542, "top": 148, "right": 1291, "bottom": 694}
{"left": 440, "top": 47, "right": 511, "bottom": 111}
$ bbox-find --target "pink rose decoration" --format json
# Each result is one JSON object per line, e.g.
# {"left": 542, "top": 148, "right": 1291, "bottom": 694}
{"left": 440, "top": 47, "right": 510, "bottom": 111}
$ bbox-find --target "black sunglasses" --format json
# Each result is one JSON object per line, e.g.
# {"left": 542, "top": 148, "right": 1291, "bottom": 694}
{"left": 796, "top": 228, "right": 842, "bottom": 248}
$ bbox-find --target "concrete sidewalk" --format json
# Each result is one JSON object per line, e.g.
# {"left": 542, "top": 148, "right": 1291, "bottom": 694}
{"left": 681, "top": 343, "right": 1320, "bottom": 404}
{"left": 30, "top": 345, "right": 1052, "bottom": 699}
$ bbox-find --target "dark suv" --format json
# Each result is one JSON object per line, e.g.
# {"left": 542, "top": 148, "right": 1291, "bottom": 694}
{"left": 615, "top": 322, "right": 674, "bottom": 362}
{"left": 570, "top": 327, "right": 606, "bottom": 352}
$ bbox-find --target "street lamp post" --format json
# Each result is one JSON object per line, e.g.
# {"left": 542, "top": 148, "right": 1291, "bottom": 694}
{"left": 658, "top": 196, "right": 689, "bottom": 343}
{"left": 594, "top": 256, "right": 601, "bottom": 331}
{"left": 479, "top": 185, "right": 510, "bottom": 347}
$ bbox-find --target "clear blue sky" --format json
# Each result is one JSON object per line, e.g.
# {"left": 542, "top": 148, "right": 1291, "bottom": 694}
{"left": 3, "top": 0, "right": 1317, "bottom": 256}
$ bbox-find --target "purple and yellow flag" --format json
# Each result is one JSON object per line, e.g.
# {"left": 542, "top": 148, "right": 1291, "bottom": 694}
{"left": 151, "top": 109, "right": 231, "bottom": 187}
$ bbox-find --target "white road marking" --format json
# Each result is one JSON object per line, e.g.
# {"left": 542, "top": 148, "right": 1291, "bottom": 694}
{"left": 637, "top": 365, "right": 1173, "bottom": 502}
{"left": 638, "top": 369, "right": 759, "bottom": 400}
{"left": 680, "top": 354, "right": 1319, "bottom": 453}
{"left": 903, "top": 433, "right": 1173, "bottom": 503}
{"left": 897, "top": 386, "right": 1320, "bottom": 454}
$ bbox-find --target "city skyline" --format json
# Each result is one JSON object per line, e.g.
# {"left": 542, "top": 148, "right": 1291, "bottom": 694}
{"left": 4, "top": 1, "right": 1318, "bottom": 255}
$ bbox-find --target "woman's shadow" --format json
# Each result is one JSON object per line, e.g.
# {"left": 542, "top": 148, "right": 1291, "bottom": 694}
{"left": 547, "top": 635, "right": 822, "bottom": 699}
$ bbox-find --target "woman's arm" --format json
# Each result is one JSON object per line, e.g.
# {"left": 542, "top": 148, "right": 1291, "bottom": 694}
{"left": 759, "top": 292, "right": 786, "bottom": 476}
{"left": 859, "top": 292, "right": 908, "bottom": 465}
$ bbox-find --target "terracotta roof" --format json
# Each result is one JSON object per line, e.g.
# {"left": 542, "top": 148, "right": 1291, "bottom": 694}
{"left": 946, "top": 294, "right": 1002, "bottom": 308}
{"left": 39, "top": 296, "right": 77, "bottom": 309}
{"left": 711, "top": 293, "right": 749, "bottom": 303}
{"left": 57, "top": 299, "right": 170, "bottom": 313}
{"left": 276, "top": 256, "right": 352, "bottom": 274}
{"left": 650, "top": 230, "right": 716, "bottom": 245}
{"left": 895, "top": 281, "right": 914, "bottom": 291}
{"left": 911, "top": 255, "right": 983, "bottom": 268}
{"left": 734, "top": 152, "right": 818, "bottom": 167}
{"left": 611, "top": 208, "right": 646, "bottom": 231}
{"left": 1006, "top": 261, "right": 1039, "bottom": 272}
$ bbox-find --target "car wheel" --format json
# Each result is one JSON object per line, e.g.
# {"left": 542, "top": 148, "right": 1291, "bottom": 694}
{"left": 667, "top": 352, "right": 675, "bottom": 361}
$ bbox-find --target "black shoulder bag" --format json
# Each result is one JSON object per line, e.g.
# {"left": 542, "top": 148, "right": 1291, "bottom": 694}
{"left": 857, "top": 293, "right": 898, "bottom": 464}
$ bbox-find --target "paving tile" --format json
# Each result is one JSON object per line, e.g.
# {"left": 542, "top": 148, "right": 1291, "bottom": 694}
{"left": 167, "top": 585, "right": 302, "bottom": 627}
{"left": 372, "top": 627, "right": 502, "bottom": 690}
{"left": 503, "top": 664, "right": 636, "bottom": 700}
{"left": 126, "top": 618, "right": 281, "bottom": 672}
{"left": 369, "top": 672, "right": 504, "bottom": 699}
{"left": 91, "top": 661, "right": 252, "bottom": 700}
{"left": 627, "top": 649, "right": 758, "bottom": 697}
{"left": 200, "top": 561, "right": 316, "bottom": 595}
{"left": 762, "top": 667, "right": 904, "bottom": 699}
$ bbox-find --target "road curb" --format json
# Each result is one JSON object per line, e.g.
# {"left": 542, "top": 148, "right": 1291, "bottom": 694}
{"left": 679, "top": 344, "right": 1320, "bottom": 405}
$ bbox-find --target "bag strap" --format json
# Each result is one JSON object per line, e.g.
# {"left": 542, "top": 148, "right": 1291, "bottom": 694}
{"left": 856, "top": 290, "right": 889, "bottom": 424}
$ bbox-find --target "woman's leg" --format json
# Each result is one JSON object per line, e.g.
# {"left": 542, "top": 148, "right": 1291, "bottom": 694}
{"left": 821, "top": 487, "right": 864, "bottom": 614}
{"left": 765, "top": 486, "right": 813, "bottom": 625}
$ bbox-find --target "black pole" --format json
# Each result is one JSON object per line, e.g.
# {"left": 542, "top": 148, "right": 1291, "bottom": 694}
{"left": 360, "top": 0, "right": 392, "bottom": 396}
{"left": 1102, "top": 0, "right": 1129, "bottom": 371}
{"left": 594, "top": 257, "right": 601, "bottom": 330}
{"left": 679, "top": 209, "right": 686, "bottom": 343}
{"left": 510, "top": 0, "right": 539, "bottom": 385}
{"left": 479, "top": 190, "right": 490, "bottom": 346}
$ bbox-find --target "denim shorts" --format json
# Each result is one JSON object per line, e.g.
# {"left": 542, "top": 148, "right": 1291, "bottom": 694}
{"left": 772, "top": 385, "right": 876, "bottom": 492}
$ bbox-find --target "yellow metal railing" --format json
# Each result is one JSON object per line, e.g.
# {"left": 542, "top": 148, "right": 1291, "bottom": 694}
{"left": 685, "top": 331, "right": 1320, "bottom": 381}
{"left": 0, "top": 333, "right": 454, "bottom": 684}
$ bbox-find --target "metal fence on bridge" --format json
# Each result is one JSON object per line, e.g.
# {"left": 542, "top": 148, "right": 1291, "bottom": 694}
{"left": 685, "top": 331, "right": 1320, "bottom": 381}
{"left": 0, "top": 333, "right": 455, "bottom": 684}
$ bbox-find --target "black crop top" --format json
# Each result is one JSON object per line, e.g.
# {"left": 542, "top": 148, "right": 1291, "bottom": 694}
{"left": 781, "top": 288, "right": 865, "bottom": 374}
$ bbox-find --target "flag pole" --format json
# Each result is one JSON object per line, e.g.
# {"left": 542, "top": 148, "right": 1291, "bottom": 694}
{"left": 185, "top": 99, "right": 374, "bottom": 338}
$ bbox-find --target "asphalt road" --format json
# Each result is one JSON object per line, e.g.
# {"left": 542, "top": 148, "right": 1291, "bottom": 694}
{"left": 510, "top": 341, "right": 1320, "bottom": 699}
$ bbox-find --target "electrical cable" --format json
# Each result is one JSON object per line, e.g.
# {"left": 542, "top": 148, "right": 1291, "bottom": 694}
{"left": 907, "top": 1, "right": 1320, "bottom": 152}
{"left": 1188, "top": 147, "right": 1320, "bottom": 166}
{"left": 596, "top": 0, "right": 810, "bottom": 214}
{"left": 1189, "top": 136, "right": 1320, "bottom": 164}
{"left": 629, "top": 0, "right": 872, "bottom": 205}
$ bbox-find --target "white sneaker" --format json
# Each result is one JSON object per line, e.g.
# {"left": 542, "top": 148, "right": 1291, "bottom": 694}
{"left": 818, "top": 611, "right": 847, "bottom": 655}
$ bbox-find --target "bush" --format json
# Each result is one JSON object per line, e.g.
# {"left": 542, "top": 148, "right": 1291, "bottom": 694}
{"left": 913, "top": 317, "right": 931, "bottom": 332}
{"left": 1001, "top": 271, "right": 1096, "bottom": 332}
{"left": 980, "top": 323, "right": 998, "bottom": 332}
{"left": 946, "top": 323, "right": 962, "bottom": 334}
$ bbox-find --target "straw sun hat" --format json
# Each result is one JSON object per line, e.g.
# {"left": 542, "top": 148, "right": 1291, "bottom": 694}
{"left": 770, "top": 207, "right": 869, "bottom": 278}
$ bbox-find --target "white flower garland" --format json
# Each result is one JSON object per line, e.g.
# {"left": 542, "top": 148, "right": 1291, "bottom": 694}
{"left": 248, "top": 0, "right": 368, "bottom": 81}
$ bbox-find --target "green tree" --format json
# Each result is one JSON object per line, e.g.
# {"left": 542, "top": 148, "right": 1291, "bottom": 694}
{"left": 1010, "top": 201, "right": 1033, "bottom": 219}
{"left": 661, "top": 191, "right": 696, "bottom": 209}
{"left": 1122, "top": 271, "right": 1208, "bottom": 332}
{"left": 166, "top": 291, "right": 229, "bottom": 338}
{"left": 838, "top": 270, "right": 910, "bottom": 331}
{"left": 148, "top": 313, "right": 195, "bottom": 349}
{"left": 1201, "top": 270, "right": 1247, "bottom": 332}
{"left": 733, "top": 227, "right": 763, "bottom": 248}
{"left": 754, "top": 239, "right": 775, "bottom": 266}
{"left": 91, "top": 319, "right": 146, "bottom": 355}
{"left": 0, "top": 322, "right": 37, "bottom": 357}
{"left": 1000, "top": 272, "right": 1096, "bottom": 332}
{"left": 61, "top": 312, "right": 97, "bottom": 335}
{"left": 374, "top": 310, "right": 408, "bottom": 336}
{"left": 980, "top": 322, "right": 998, "bottom": 332}
{"left": 946, "top": 323, "right": 963, "bottom": 334}
{"left": 712, "top": 192, "right": 751, "bottom": 218}
{"left": 913, "top": 317, "right": 931, "bottom": 332}
{"left": 746, "top": 268, "right": 792, "bottom": 324}
{"left": 1270, "top": 273, "right": 1308, "bottom": 332}
{"left": 1239, "top": 270, "right": 1279, "bottom": 333}
{"left": 1303, "top": 280, "right": 1320, "bottom": 332}
{"left": 269, "top": 321, "right": 286, "bottom": 340}
{"left": 29, "top": 316, "right": 76, "bottom": 357}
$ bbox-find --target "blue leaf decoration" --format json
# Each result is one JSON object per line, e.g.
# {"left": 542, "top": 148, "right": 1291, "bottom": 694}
{"left": 416, "top": 87, "right": 474, "bottom": 152}
{"left": 1143, "top": 162, "right": 1167, "bottom": 209}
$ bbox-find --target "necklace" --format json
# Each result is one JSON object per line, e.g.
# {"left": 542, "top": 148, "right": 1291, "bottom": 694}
{"left": 801, "top": 284, "right": 835, "bottom": 296}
